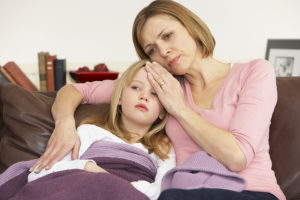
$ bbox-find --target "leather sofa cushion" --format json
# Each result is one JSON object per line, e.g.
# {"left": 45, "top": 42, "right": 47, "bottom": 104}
{"left": 0, "top": 83, "right": 108, "bottom": 173}
{"left": 269, "top": 77, "right": 300, "bottom": 200}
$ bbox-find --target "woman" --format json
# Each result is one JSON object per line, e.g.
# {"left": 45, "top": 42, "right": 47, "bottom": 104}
{"left": 31, "top": 1, "right": 285, "bottom": 199}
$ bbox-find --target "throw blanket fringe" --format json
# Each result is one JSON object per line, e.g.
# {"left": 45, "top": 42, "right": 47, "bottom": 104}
{"left": 161, "top": 151, "right": 247, "bottom": 192}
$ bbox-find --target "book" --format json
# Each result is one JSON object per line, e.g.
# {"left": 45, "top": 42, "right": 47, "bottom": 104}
{"left": 3, "top": 62, "right": 38, "bottom": 91}
{"left": 45, "top": 54, "right": 57, "bottom": 91}
{"left": 38, "top": 52, "right": 49, "bottom": 92}
{"left": 0, "top": 66, "right": 11, "bottom": 84}
{"left": 0, "top": 66, "right": 17, "bottom": 83}
{"left": 54, "top": 59, "right": 66, "bottom": 91}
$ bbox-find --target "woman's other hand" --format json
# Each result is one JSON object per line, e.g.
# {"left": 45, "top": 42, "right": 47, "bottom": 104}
{"left": 145, "top": 61, "right": 186, "bottom": 116}
{"left": 30, "top": 117, "right": 80, "bottom": 173}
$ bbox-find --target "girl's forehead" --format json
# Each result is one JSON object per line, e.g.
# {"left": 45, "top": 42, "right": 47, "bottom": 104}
{"left": 129, "top": 67, "right": 149, "bottom": 84}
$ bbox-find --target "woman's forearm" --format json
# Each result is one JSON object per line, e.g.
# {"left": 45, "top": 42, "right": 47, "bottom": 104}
{"left": 51, "top": 84, "right": 83, "bottom": 123}
{"left": 174, "top": 107, "right": 246, "bottom": 172}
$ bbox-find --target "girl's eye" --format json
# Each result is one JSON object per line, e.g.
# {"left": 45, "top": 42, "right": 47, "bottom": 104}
{"left": 163, "top": 32, "right": 172, "bottom": 40}
{"left": 131, "top": 86, "right": 140, "bottom": 90}
{"left": 151, "top": 91, "right": 158, "bottom": 96}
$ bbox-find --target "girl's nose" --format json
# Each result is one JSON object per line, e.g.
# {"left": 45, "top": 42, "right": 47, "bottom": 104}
{"left": 139, "top": 92, "right": 149, "bottom": 102}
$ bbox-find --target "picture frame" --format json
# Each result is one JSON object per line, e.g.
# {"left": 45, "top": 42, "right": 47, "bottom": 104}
{"left": 265, "top": 39, "right": 300, "bottom": 77}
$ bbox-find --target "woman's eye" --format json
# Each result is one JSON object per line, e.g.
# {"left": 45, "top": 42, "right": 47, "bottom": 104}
{"left": 148, "top": 48, "right": 155, "bottom": 56}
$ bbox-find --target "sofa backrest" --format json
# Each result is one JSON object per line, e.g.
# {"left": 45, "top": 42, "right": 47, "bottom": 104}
{"left": 269, "top": 77, "right": 300, "bottom": 200}
{"left": 0, "top": 77, "right": 300, "bottom": 199}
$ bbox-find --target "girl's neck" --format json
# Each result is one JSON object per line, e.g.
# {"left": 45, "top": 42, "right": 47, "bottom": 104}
{"left": 121, "top": 120, "right": 150, "bottom": 143}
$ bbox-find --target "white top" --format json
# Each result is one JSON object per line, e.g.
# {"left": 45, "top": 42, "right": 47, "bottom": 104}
{"left": 28, "top": 124, "right": 176, "bottom": 200}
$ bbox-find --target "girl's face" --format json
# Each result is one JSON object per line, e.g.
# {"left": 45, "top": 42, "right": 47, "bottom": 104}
{"left": 140, "top": 14, "right": 201, "bottom": 75}
{"left": 119, "top": 67, "right": 163, "bottom": 133}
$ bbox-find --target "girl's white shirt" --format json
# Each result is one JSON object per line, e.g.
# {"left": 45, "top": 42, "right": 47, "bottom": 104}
{"left": 28, "top": 124, "right": 176, "bottom": 200}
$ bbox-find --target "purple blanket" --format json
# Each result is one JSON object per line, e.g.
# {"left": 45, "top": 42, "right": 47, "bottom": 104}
{"left": 161, "top": 151, "right": 247, "bottom": 192}
{"left": 0, "top": 141, "right": 156, "bottom": 200}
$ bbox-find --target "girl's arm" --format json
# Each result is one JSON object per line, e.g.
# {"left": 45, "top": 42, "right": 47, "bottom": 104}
{"left": 28, "top": 159, "right": 98, "bottom": 182}
{"left": 84, "top": 161, "right": 108, "bottom": 173}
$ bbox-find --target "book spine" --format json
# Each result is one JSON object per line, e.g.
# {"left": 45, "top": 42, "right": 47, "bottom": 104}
{"left": 3, "top": 62, "right": 38, "bottom": 91}
{"left": 45, "top": 55, "right": 57, "bottom": 91}
{"left": 0, "top": 67, "right": 11, "bottom": 84}
{"left": 38, "top": 52, "right": 49, "bottom": 92}
{"left": 54, "top": 59, "right": 66, "bottom": 91}
{"left": 0, "top": 67, "right": 17, "bottom": 83}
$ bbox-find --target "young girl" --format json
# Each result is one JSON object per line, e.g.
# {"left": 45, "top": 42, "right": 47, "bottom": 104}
{"left": 1, "top": 60, "right": 175, "bottom": 200}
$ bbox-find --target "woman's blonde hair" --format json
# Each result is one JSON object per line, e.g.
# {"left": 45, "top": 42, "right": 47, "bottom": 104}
{"left": 81, "top": 60, "right": 171, "bottom": 159}
{"left": 133, "top": 0, "right": 215, "bottom": 59}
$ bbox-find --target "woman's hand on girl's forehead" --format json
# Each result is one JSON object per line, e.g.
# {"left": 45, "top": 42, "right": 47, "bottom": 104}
{"left": 144, "top": 61, "right": 185, "bottom": 115}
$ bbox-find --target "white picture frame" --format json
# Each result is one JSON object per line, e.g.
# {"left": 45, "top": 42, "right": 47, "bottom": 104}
{"left": 265, "top": 39, "right": 300, "bottom": 77}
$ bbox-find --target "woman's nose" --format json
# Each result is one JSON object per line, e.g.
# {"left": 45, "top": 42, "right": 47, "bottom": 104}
{"left": 158, "top": 44, "right": 170, "bottom": 57}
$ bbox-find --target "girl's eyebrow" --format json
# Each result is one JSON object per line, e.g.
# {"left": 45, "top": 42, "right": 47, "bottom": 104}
{"left": 131, "top": 79, "right": 144, "bottom": 84}
{"left": 143, "top": 28, "right": 167, "bottom": 50}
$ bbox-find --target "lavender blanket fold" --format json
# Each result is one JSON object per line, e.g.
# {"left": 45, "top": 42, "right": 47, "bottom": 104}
{"left": 0, "top": 141, "right": 156, "bottom": 200}
{"left": 161, "top": 151, "right": 247, "bottom": 192}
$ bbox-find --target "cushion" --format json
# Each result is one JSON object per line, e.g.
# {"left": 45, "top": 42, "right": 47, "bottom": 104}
{"left": 0, "top": 83, "right": 108, "bottom": 173}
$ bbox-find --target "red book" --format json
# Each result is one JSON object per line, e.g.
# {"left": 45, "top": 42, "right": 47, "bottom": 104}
{"left": 45, "top": 55, "right": 57, "bottom": 91}
{"left": 3, "top": 62, "right": 38, "bottom": 91}
{"left": 0, "top": 66, "right": 16, "bottom": 83}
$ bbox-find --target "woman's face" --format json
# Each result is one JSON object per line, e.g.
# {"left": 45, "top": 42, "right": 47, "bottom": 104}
{"left": 140, "top": 14, "right": 201, "bottom": 75}
{"left": 119, "top": 67, "right": 163, "bottom": 132}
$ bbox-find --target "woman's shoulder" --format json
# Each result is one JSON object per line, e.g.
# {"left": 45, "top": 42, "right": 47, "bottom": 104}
{"left": 231, "top": 59, "right": 275, "bottom": 78}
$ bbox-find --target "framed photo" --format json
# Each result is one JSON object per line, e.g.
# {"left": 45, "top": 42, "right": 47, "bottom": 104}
{"left": 265, "top": 39, "right": 300, "bottom": 77}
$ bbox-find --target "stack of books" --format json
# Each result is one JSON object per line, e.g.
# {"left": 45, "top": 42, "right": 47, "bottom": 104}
{"left": 38, "top": 52, "right": 67, "bottom": 92}
{"left": 0, "top": 62, "right": 38, "bottom": 92}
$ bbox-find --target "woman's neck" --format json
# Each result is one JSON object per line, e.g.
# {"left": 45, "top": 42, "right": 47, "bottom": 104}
{"left": 184, "top": 57, "right": 230, "bottom": 90}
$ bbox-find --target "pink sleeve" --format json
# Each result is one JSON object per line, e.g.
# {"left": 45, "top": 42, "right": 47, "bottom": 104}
{"left": 229, "top": 60, "right": 277, "bottom": 166}
{"left": 73, "top": 79, "right": 117, "bottom": 104}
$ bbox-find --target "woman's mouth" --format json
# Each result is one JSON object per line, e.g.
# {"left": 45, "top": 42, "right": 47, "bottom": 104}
{"left": 135, "top": 104, "right": 148, "bottom": 111}
{"left": 168, "top": 56, "right": 180, "bottom": 67}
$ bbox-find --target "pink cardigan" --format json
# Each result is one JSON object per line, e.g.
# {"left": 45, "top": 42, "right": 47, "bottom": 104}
{"left": 73, "top": 59, "right": 285, "bottom": 200}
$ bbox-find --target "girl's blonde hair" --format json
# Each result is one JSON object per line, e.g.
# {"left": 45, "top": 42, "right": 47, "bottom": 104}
{"left": 133, "top": 0, "right": 215, "bottom": 59}
{"left": 81, "top": 60, "right": 171, "bottom": 159}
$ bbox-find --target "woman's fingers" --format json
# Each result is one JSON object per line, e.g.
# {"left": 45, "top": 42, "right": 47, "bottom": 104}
{"left": 145, "top": 61, "right": 187, "bottom": 115}
{"left": 71, "top": 137, "right": 81, "bottom": 160}
{"left": 30, "top": 126, "right": 79, "bottom": 173}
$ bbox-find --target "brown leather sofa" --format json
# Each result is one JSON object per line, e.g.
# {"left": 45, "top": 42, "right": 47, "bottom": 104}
{"left": 0, "top": 79, "right": 299, "bottom": 200}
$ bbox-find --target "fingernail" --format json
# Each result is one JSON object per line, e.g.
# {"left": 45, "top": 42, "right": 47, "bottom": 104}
{"left": 146, "top": 61, "right": 151, "bottom": 65}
